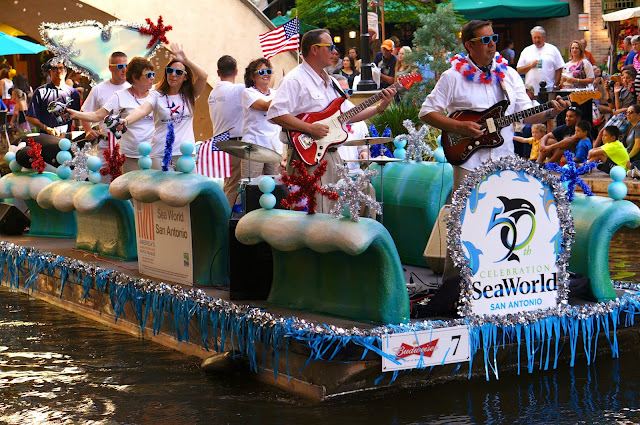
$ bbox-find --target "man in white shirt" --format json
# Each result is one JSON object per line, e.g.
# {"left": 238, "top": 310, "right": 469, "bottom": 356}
{"left": 419, "top": 20, "right": 569, "bottom": 280}
{"left": 81, "top": 52, "right": 131, "bottom": 145}
{"left": 267, "top": 28, "right": 395, "bottom": 213}
{"left": 516, "top": 26, "right": 565, "bottom": 95}
{"left": 208, "top": 55, "right": 246, "bottom": 207}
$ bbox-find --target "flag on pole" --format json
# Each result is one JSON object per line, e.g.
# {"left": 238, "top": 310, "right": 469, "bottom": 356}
{"left": 107, "top": 132, "right": 118, "bottom": 152}
{"left": 195, "top": 131, "right": 232, "bottom": 178}
{"left": 259, "top": 18, "right": 300, "bottom": 59}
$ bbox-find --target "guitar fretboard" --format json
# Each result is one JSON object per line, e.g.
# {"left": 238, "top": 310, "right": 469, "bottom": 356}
{"left": 495, "top": 94, "right": 571, "bottom": 128}
{"left": 337, "top": 80, "right": 404, "bottom": 124}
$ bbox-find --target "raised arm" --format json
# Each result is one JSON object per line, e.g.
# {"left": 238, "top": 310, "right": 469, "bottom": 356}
{"left": 169, "top": 43, "right": 208, "bottom": 98}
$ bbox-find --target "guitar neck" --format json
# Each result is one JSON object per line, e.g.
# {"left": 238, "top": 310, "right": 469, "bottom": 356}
{"left": 497, "top": 94, "right": 571, "bottom": 128}
{"left": 338, "top": 81, "right": 402, "bottom": 124}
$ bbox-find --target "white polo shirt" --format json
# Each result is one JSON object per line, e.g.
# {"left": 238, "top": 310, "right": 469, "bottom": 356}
{"left": 82, "top": 79, "right": 130, "bottom": 148}
{"left": 208, "top": 81, "right": 245, "bottom": 138}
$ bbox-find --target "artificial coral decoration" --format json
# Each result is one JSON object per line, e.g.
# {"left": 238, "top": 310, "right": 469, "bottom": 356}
{"left": 545, "top": 150, "right": 597, "bottom": 202}
{"left": 162, "top": 122, "right": 175, "bottom": 171}
{"left": 402, "top": 119, "right": 433, "bottom": 162}
{"left": 324, "top": 164, "right": 382, "bottom": 222}
{"left": 63, "top": 142, "right": 94, "bottom": 181}
{"left": 280, "top": 160, "right": 339, "bottom": 214}
{"left": 368, "top": 124, "right": 394, "bottom": 158}
{"left": 26, "top": 139, "right": 46, "bottom": 174}
{"left": 100, "top": 144, "right": 126, "bottom": 181}
{"left": 138, "top": 16, "right": 173, "bottom": 49}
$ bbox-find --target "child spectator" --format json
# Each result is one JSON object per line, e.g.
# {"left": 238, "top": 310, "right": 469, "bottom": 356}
{"left": 573, "top": 120, "right": 593, "bottom": 165}
{"left": 514, "top": 123, "right": 545, "bottom": 161}
{"left": 538, "top": 107, "right": 582, "bottom": 164}
{"left": 587, "top": 125, "right": 630, "bottom": 172}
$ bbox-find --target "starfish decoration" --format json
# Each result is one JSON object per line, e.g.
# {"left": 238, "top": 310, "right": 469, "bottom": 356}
{"left": 100, "top": 144, "right": 126, "bottom": 181}
{"left": 545, "top": 150, "right": 597, "bottom": 202}
{"left": 368, "top": 124, "right": 393, "bottom": 158}
{"left": 26, "top": 139, "right": 45, "bottom": 174}
{"left": 324, "top": 164, "right": 382, "bottom": 222}
{"left": 138, "top": 16, "right": 173, "bottom": 48}
{"left": 280, "top": 160, "right": 339, "bottom": 214}
{"left": 50, "top": 38, "right": 80, "bottom": 61}
{"left": 402, "top": 119, "right": 432, "bottom": 162}
{"left": 63, "top": 142, "right": 94, "bottom": 181}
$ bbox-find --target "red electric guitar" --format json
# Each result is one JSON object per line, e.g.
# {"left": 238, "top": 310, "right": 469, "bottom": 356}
{"left": 440, "top": 90, "right": 601, "bottom": 165}
{"left": 287, "top": 73, "right": 422, "bottom": 165}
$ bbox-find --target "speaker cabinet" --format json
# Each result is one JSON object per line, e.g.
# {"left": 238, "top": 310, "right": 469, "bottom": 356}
{"left": 228, "top": 218, "right": 273, "bottom": 300}
{"left": 0, "top": 203, "right": 30, "bottom": 235}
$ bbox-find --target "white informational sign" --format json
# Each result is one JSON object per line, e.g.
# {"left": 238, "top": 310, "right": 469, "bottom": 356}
{"left": 133, "top": 200, "right": 193, "bottom": 286}
{"left": 367, "top": 12, "right": 379, "bottom": 40}
{"left": 381, "top": 325, "right": 470, "bottom": 372}
{"left": 459, "top": 169, "right": 562, "bottom": 316}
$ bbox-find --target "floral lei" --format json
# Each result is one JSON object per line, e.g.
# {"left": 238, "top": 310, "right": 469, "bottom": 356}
{"left": 450, "top": 53, "right": 509, "bottom": 84}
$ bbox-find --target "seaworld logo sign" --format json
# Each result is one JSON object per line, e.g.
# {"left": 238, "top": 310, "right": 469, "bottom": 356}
{"left": 453, "top": 163, "right": 570, "bottom": 317}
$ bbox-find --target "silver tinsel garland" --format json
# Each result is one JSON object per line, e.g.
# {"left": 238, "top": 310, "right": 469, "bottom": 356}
{"left": 324, "top": 164, "right": 382, "bottom": 222}
{"left": 446, "top": 156, "right": 574, "bottom": 326}
{"left": 402, "top": 119, "right": 433, "bottom": 162}
{"left": 63, "top": 142, "right": 94, "bottom": 181}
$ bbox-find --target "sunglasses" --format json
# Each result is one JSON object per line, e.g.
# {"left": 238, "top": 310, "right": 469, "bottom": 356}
{"left": 110, "top": 63, "right": 127, "bottom": 70}
{"left": 166, "top": 67, "right": 187, "bottom": 76}
{"left": 345, "top": 88, "right": 354, "bottom": 96}
{"left": 313, "top": 43, "right": 336, "bottom": 52}
{"left": 254, "top": 68, "right": 273, "bottom": 76}
{"left": 51, "top": 65, "right": 66, "bottom": 72}
{"left": 627, "top": 110, "right": 636, "bottom": 115}
{"left": 469, "top": 34, "right": 499, "bottom": 44}
{"left": 145, "top": 71, "right": 156, "bottom": 79}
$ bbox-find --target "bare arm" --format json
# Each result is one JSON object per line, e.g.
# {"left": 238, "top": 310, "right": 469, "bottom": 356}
{"left": 517, "top": 60, "right": 538, "bottom": 75}
{"left": 629, "top": 137, "right": 640, "bottom": 161}
{"left": 347, "top": 87, "right": 395, "bottom": 124}
{"left": 249, "top": 99, "right": 271, "bottom": 112}
{"left": 26, "top": 116, "right": 60, "bottom": 136}
{"left": 270, "top": 114, "right": 329, "bottom": 140}
{"left": 554, "top": 68, "right": 562, "bottom": 88}
{"left": 523, "top": 97, "right": 570, "bottom": 125}
{"left": 70, "top": 107, "right": 110, "bottom": 123}
{"left": 420, "top": 111, "right": 484, "bottom": 138}
{"left": 122, "top": 102, "right": 153, "bottom": 126}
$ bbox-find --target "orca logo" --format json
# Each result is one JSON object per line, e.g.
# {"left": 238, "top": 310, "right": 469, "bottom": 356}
{"left": 487, "top": 196, "right": 536, "bottom": 262}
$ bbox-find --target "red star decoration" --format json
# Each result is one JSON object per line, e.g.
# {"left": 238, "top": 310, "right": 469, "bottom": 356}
{"left": 100, "top": 144, "right": 126, "bottom": 181}
{"left": 280, "top": 160, "right": 339, "bottom": 215}
{"left": 26, "top": 138, "right": 45, "bottom": 174}
{"left": 138, "top": 16, "right": 173, "bottom": 49}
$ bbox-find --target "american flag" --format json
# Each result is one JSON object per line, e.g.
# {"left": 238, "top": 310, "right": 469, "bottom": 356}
{"left": 107, "top": 132, "right": 118, "bottom": 151}
{"left": 259, "top": 18, "right": 300, "bottom": 60}
{"left": 195, "top": 131, "right": 232, "bottom": 178}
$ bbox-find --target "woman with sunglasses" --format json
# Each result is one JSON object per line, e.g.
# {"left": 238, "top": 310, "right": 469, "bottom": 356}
{"left": 68, "top": 57, "right": 156, "bottom": 173}
{"left": 121, "top": 43, "right": 208, "bottom": 169}
{"left": 241, "top": 58, "right": 282, "bottom": 178}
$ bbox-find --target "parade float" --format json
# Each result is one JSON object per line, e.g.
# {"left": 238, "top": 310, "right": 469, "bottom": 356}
{"left": 0, "top": 17, "right": 640, "bottom": 402}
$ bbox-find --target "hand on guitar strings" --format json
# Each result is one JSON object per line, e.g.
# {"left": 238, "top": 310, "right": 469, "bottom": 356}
{"left": 549, "top": 96, "right": 571, "bottom": 117}
{"left": 378, "top": 87, "right": 396, "bottom": 111}
{"left": 307, "top": 122, "right": 330, "bottom": 140}
{"left": 455, "top": 119, "right": 485, "bottom": 139}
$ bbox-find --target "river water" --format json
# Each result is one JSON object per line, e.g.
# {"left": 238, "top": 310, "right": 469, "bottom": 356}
{"left": 0, "top": 228, "right": 638, "bottom": 424}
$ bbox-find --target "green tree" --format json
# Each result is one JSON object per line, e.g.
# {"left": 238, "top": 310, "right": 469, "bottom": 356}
{"left": 402, "top": 3, "right": 465, "bottom": 105}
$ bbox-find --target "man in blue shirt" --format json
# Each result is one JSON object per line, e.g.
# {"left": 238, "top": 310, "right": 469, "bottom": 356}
{"left": 624, "top": 36, "right": 637, "bottom": 67}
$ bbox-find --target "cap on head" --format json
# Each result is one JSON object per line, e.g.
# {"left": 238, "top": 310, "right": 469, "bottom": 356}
{"left": 381, "top": 39, "right": 394, "bottom": 51}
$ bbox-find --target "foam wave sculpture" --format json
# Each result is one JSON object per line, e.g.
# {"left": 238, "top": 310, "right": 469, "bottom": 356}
{"left": 109, "top": 170, "right": 230, "bottom": 286}
{"left": 37, "top": 180, "right": 137, "bottom": 261}
{"left": 0, "top": 172, "right": 76, "bottom": 238}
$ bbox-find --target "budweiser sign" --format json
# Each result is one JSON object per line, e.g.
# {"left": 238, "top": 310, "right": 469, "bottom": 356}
{"left": 395, "top": 339, "right": 439, "bottom": 359}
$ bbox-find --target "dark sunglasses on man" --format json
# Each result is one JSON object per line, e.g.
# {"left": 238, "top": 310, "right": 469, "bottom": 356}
{"left": 166, "top": 67, "right": 187, "bottom": 77}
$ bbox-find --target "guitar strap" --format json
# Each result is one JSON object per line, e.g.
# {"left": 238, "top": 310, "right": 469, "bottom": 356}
{"left": 498, "top": 80, "right": 512, "bottom": 108}
{"left": 330, "top": 78, "right": 348, "bottom": 100}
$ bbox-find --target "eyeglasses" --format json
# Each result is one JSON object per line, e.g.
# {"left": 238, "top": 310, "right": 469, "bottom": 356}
{"left": 345, "top": 89, "right": 354, "bottom": 96}
{"left": 627, "top": 110, "right": 636, "bottom": 115}
{"left": 166, "top": 67, "right": 187, "bottom": 76}
{"left": 313, "top": 43, "right": 336, "bottom": 52}
{"left": 254, "top": 68, "right": 273, "bottom": 76}
{"left": 469, "top": 34, "right": 499, "bottom": 44}
{"left": 145, "top": 71, "right": 156, "bottom": 79}
{"left": 51, "top": 66, "right": 66, "bottom": 72}
{"left": 110, "top": 63, "right": 127, "bottom": 70}
{"left": 568, "top": 106, "right": 578, "bottom": 111}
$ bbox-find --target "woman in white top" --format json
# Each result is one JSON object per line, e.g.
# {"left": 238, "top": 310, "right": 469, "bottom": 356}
{"left": 560, "top": 40, "right": 594, "bottom": 89}
{"left": 68, "top": 57, "right": 156, "bottom": 173}
{"left": 122, "top": 43, "right": 208, "bottom": 170}
{"left": 0, "top": 69, "right": 13, "bottom": 101}
{"left": 241, "top": 58, "right": 282, "bottom": 178}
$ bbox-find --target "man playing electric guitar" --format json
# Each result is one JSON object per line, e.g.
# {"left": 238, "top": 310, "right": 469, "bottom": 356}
{"left": 268, "top": 29, "right": 395, "bottom": 213}
{"left": 418, "top": 20, "right": 570, "bottom": 282}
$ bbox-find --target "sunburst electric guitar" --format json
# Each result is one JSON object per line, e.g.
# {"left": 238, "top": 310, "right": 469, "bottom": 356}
{"left": 440, "top": 90, "right": 601, "bottom": 165}
{"left": 287, "top": 73, "right": 422, "bottom": 165}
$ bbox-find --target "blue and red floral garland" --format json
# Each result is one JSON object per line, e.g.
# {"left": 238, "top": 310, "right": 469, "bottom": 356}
{"left": 450, "top": 53, "right": 509, "bottom": 84}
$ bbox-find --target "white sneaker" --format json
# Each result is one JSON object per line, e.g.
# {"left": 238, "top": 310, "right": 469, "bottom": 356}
{"left": 628, "top": 167, "right": 640, "bottom": 179}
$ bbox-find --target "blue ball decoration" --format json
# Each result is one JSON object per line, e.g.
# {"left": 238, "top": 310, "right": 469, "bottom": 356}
{"left": 258, "top": 176, "right": 276, "bottom": 193}
{"left": 86, "top": 156, "right": 103, "bottom": 172}
{"left": 88, "top": 171, "right": 102, "bottom": 184}
{"left": 4, "top": 152, "right": 15, "bottom": 163}
{"left": 180, "top": 141, "right": 195, "bottom": 156}
{"left": 436, "top": 134, "right": 442, "bottom": 146}
{"left": 394, "top": 148, "right": 406, "bottom": 159}
{"left": 610, "top": 165, "right": 626, "bottom": 182}
{"left": 393, "top": 135, "right": 407, "bottom": 149}
{"left": 259, "top": 193, "right": 276, "bottom": 209}
{"left": 56, "top": 165, "right": 72, "bottom": 180}
{"left": 608, "top": 180, "right": 627, "bottom": 200}
{"left": 176, "top": 155, "right": 195, "bottom": 173}
{"left": 138, "top": 156, "right": 152, "bottom": 170}
{"left": 58, "top": 138, "right": 71, "bottom": 151}
{"left": 137, "top": 142, "right": 152, "bottom": 157}
{"left": 9, "top": 160, "right": 21, "bottom": 173}
{"left": 433, "top": 146, "right": 446, "bottom": 163}
{"left": 561, "top": 180, "right": 570, "bottom": 190}
{"left": 56, "top": 150, "right": 72, "bottom": 165}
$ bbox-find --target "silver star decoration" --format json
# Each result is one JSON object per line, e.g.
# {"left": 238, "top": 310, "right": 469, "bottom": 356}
{"left": 50, "top": 37, "right": 81, "bottom": 62}
{"left": 62, "top": 142, "right": 94, "bottom": 181}
{"left": 324, "top": 164, "right": 382, "bottom": 222}
{"left": 402, "top": 119, "right": 432, "bottom": 162}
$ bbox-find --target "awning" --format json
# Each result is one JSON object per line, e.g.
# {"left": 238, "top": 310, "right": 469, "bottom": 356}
{"left": 603, "top": 6, "right": 640, "bottom": 22}
{"left": 452, "top": 0, "right": 570, "bottom": 20}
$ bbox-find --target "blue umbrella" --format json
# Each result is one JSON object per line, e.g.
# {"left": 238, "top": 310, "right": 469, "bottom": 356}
{"left": 0, "top": 31, "right": 46, "bottom": 55}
